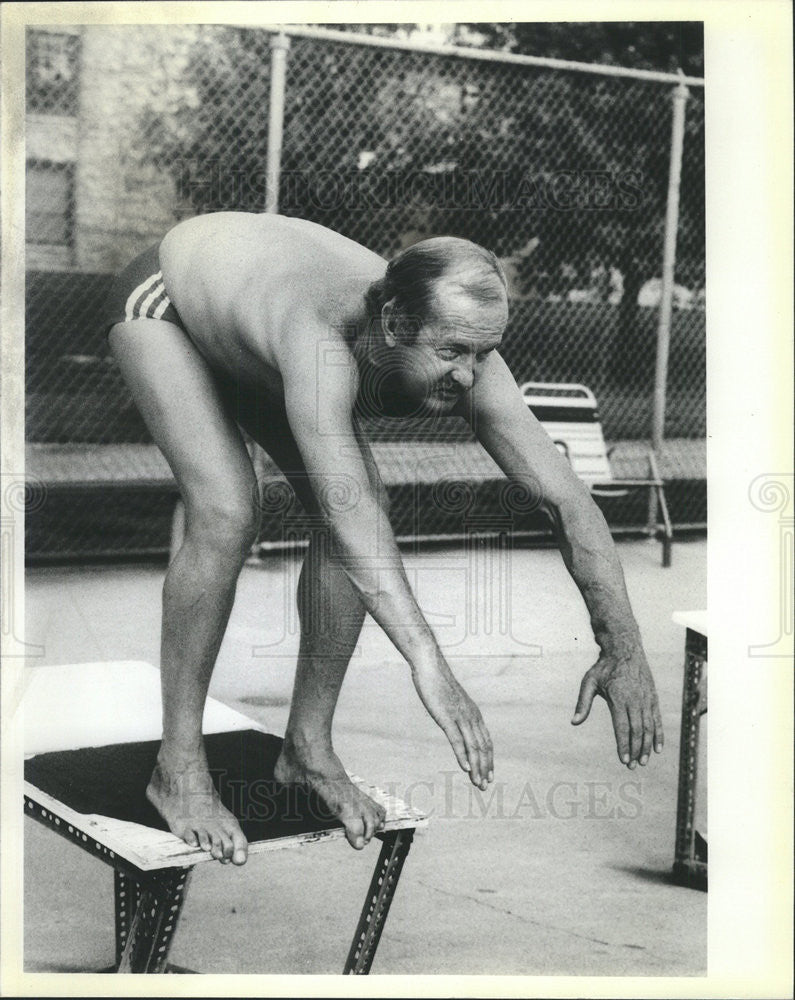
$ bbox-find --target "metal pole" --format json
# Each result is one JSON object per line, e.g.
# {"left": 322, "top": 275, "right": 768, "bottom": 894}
{"left": 259, "top": 25, "right": 704, "bottom": 87}
{"left": 265, "top": 31, "right": 290, "bottom": 214}
{"left": 652, "top": 77, "right": 690, "bottom": 451}
{"left": 648, "top": 76, "right": 689, "bottom": 532}
{"left": 247, "top": 30, "right": 291, "bottom": 506}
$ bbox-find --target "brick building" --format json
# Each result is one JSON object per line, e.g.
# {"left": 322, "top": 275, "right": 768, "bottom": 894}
{"left": 26, "top": 24, "right": 198, "bottom": 273}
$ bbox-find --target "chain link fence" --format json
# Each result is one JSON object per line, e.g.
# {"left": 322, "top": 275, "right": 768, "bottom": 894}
{"left": 25, "top": 24, "right": 705, "bottom": 561}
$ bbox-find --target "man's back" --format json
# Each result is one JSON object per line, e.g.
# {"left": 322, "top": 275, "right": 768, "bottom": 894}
{"left": 159, "top": 212, "right": 385, "bottom": 380}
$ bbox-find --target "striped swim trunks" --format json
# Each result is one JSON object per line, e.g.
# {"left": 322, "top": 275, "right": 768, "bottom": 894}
{"left": 101, "top": 242, "right": 185, "bottom": 337}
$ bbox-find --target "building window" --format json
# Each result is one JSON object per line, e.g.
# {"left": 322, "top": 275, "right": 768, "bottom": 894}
{"left": 26, "top": 161, "right": 75, "bottom": 247}
{"left": 26, "top": 30, "right": 80, "bottom": 114}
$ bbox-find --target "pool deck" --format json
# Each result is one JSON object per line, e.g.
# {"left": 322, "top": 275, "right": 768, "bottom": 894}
{"left": 21, "top": 537, "right": 707, "bottom": 975}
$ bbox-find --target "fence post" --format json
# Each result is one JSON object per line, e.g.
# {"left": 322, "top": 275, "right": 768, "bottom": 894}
{"left": 242, "top": 29, "right": 291, "bottom": 506}
{"left": 265, "top": 31, "right": 290, "bottom": 214}
{"left": 648, "top": 75, "right": 689, "bottom": 531}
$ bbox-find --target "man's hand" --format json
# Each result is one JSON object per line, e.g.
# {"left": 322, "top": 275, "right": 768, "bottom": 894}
{"left": 571, "top": 648, "right": 664, "bottom": 768}
{"left": 411, "top": 654, "right": 494, "bottom": 790}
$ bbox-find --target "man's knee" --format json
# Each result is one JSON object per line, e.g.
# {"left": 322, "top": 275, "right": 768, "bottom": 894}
{"left": 186, "top": 493, "right": 260, "bottom": 556}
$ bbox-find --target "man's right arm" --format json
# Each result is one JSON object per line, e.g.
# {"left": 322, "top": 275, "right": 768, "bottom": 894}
{"left": 277, "top": 324, "right": 493, "bottom": 787}
{"left": 281, "top": 332, "right": 434, "bottom": 661}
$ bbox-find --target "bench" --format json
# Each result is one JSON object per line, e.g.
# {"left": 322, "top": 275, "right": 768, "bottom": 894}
{"left": 522, "top": 382, "right": 674, "bottom": 566}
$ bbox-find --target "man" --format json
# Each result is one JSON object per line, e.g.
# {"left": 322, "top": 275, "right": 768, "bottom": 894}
{"left": 103, "top": 211, "right": 663, "bottom": 867}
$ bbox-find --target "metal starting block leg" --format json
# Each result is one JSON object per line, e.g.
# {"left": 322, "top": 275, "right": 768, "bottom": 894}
{"left": 114, "top": 870, "right": 141, "bottom": 969}
{"left": 344, "top": 829, "right": 414, "bottom": 974}
{"left": 673, "top": 627, "right": 708, "bottom": 890}
{"left": 115, "top": 867, "right": 192, "bottom": 973}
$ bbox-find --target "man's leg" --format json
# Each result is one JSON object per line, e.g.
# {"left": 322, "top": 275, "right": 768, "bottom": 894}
{"left": 234, "top": 400, "right": 388, "bottom": 849}
{"left": 274, "top": 537, "right": 387, "bottom": 849}
{"left": 109, "top": 318, "right": 259, "bottom": 865}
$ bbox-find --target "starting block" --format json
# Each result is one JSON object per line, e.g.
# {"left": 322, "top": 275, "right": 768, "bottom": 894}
{"left": 671, "top": 612, "right": 707, "bottom": 890}
{"left": 23, "top": 662, "right": 427, "bottom": 974}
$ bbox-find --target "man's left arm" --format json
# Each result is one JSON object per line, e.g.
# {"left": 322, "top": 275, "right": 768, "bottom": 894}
{"left": 455, "top": 352, "right": 663, "bottom": 769}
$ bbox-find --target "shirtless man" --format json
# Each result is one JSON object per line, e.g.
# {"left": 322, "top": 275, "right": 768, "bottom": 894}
{"left": 103, "top": 211, "right": 663, "bottom": 867}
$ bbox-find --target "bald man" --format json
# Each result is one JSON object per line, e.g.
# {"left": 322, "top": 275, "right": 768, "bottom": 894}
{"left": 103, "top": 212, "right": 663, "bottom": 866}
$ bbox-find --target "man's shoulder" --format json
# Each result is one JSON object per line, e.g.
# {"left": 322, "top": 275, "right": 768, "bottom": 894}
{"left": 276, "top": 306, "right": 359, "bottom": 390}
{"left": 280, "top": 308, "right": 358, "bottom": 360}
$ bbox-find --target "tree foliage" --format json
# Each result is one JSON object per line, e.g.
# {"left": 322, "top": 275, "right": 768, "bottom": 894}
{"left": 451, "top": 22, "right": 704, "bottom": 77}
{"left": 140, "top": 22, "right": 704, "bottom": 294}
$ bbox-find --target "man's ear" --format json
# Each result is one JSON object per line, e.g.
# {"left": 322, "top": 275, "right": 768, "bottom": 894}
{"left": 381, "top": 299, "right": 399, "bottom": 348}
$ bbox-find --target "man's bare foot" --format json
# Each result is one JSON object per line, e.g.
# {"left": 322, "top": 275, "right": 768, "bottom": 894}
{"left": 146, "top": 748, "right": 248, "bottom": 865}
{"left": 274, "top": 735, "right": 386, "bottom": 850}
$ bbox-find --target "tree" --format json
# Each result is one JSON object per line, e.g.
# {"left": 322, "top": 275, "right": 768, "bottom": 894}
{"left": 451, "top": 22, "right": 704, "bottom": 76}
{"left": 139, "top": 22, "right": 703, "bottom": 291}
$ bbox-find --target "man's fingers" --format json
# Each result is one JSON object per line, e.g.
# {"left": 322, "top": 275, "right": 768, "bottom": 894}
{"left": 652, "top": 698, "right": 665, "bottom": 753}
{"left": 457, "top": 718, "right": 485, "bottom": 788}
{"left": 628, "top": 705, "right": 643, "bottom": 766}
{"left": 571, "top": 671, "right": 598, "bottom": 725}
{"left": 609, "top": 702, "right": 631, "bottom": 765}
{"left": 476, "top": 718, "right": 495, "bottom": 782}
{"left": 469, "top": 713, "right": 494, "bottom": 787}
{"left": 443, "top": 722, "right": 471, "bottom": 776}
{"left": 639, "top": 708, "right": 653, "bottom": 765}
{"left": 573, "top": 655, "right": 663, "bottom": 766}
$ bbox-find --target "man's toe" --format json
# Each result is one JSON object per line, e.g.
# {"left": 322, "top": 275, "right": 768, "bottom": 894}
{"left": 346, "top": 816, "right": 366, "bottom": 850}
{"left": 230, "top": 828, "right": 248, "bottom": 866}
{"left": 213, "top": 831, "right": 233, "bottom": 862}
{"left": 181, "top": 828, "right": 199, "bottom": 848}
{"left": 362, "top": 810, "right": 379, "bottom": 843}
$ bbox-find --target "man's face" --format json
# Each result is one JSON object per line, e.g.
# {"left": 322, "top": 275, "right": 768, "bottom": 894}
{"left": 389, "top": 285, "right": 508, "bottom": 415}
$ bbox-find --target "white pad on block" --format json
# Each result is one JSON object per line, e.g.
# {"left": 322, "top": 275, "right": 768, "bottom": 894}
{"left": 672, "top": 610, "right": 707, "bottom": 636}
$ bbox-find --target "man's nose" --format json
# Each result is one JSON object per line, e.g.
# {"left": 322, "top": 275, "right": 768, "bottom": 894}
{"left": 450, "top": 359, "right": 475, "bottom": 389}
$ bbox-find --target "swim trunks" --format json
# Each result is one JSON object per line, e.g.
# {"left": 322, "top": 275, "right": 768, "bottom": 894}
{"left": 101, "top": 242, "right": 185, "bottom": 337}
